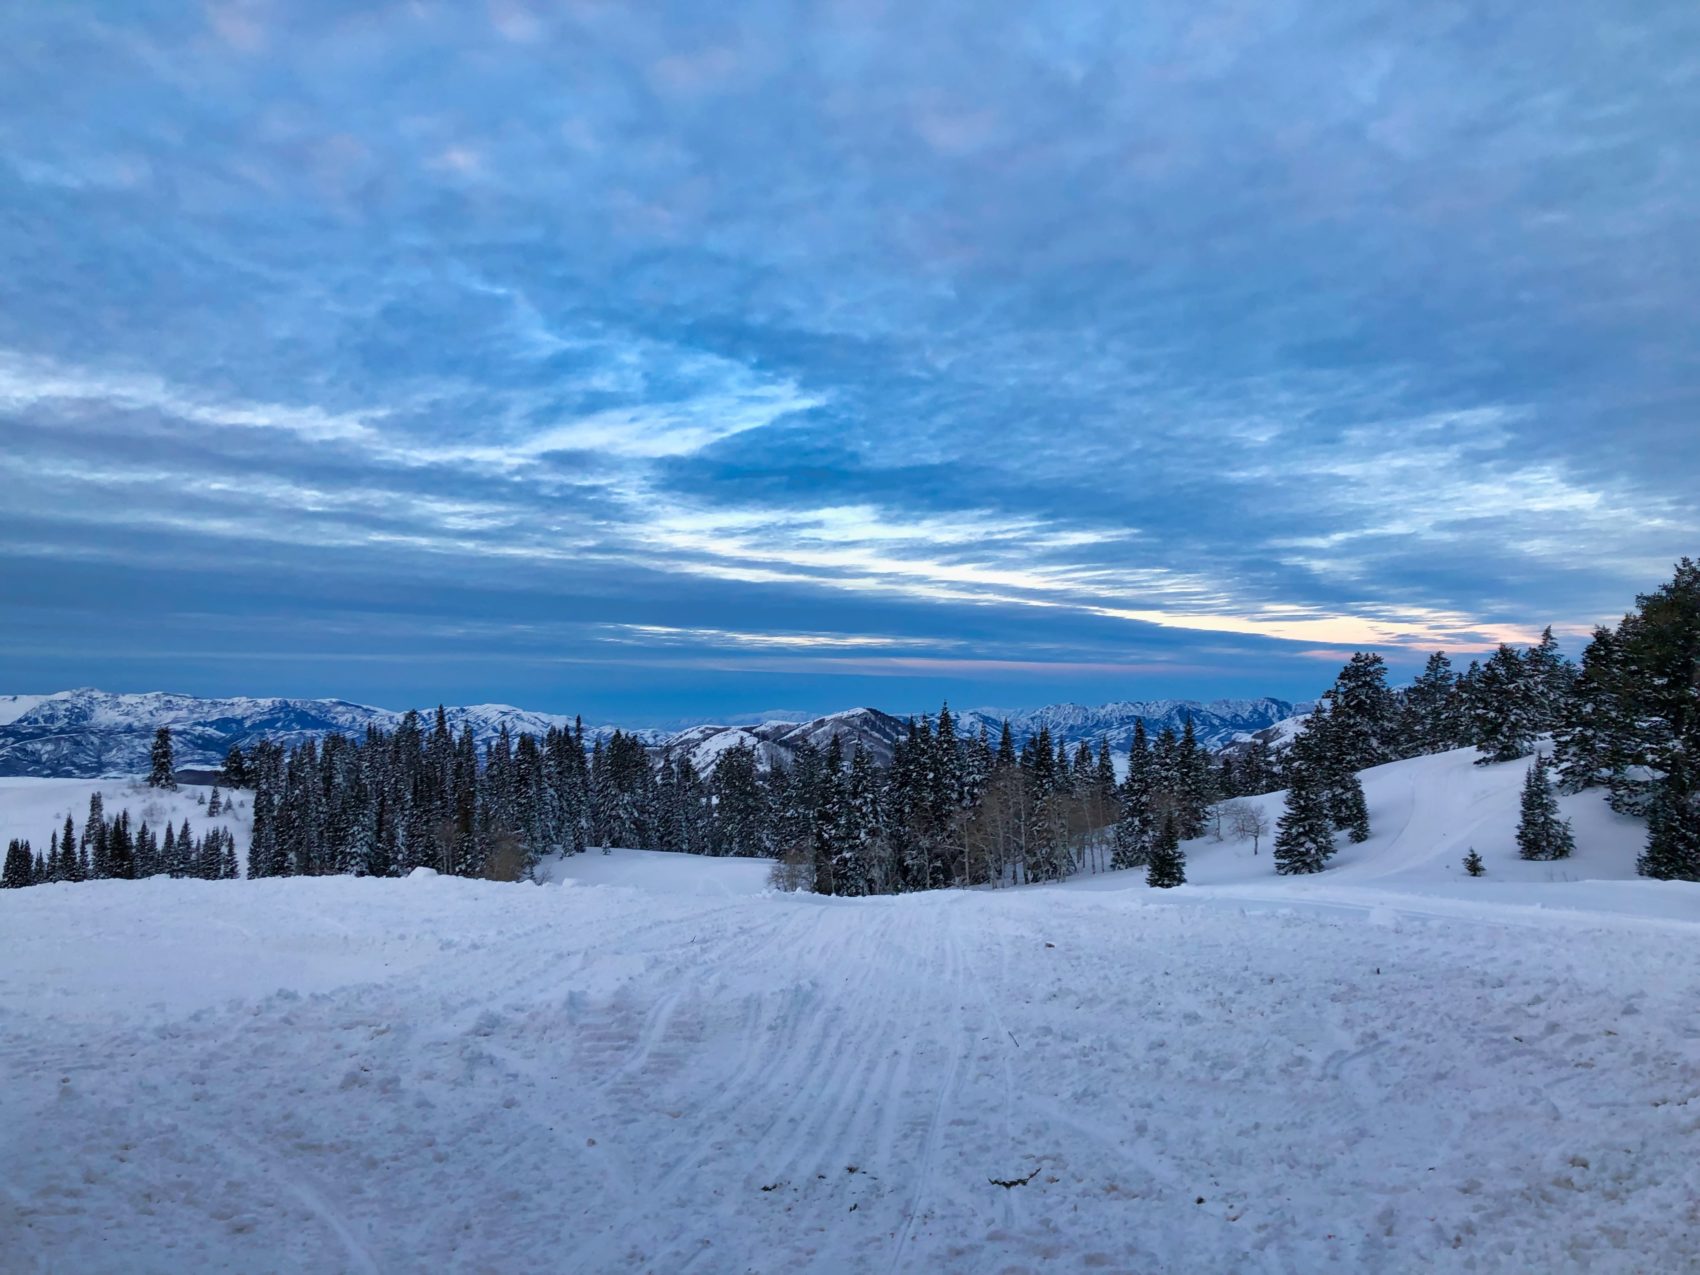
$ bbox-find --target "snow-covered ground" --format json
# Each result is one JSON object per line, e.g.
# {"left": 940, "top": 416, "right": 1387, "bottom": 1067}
{"left": 2, "top": 750, "right": 1697, "bottom": 1272}
{"left": 0, "top": 777, "right": 254, "bottom": 866}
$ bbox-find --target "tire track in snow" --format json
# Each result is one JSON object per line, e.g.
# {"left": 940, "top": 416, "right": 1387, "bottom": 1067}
{"left": 886, "top": 898, "right": 975, "bottom": 1275}
{"left": 564, "top": 903, "right": 831, "bottom": 1272}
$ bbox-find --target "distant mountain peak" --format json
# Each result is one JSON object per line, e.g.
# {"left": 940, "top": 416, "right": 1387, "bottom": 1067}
{"left": 0, "top": 689, "right": 1295, "bottom": 779}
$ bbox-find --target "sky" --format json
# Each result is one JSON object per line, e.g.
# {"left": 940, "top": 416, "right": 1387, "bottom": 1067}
{"left": 1, "top": 2, "right": 1697, "bottom": 725}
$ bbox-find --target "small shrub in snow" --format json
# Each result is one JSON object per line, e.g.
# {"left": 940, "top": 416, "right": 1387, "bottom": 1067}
{"left": 768, "top": 849, "right": 813, "bottom": 892}
{"left": 1462, "top": 848, "right": 1485, "bottom": 877}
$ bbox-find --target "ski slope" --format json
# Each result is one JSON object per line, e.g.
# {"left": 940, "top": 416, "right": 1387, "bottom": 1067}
{"left": 2, "top": 751, "right": 1697, "bottom": 1273}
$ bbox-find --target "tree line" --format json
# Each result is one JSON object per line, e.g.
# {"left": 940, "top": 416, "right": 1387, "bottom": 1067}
{"left": 3, "top": 559, "right": 1695, "bottom": 893}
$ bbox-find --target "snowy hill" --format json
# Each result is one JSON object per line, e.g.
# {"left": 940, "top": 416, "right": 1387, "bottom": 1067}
{"left": 960, "top": 696, "right": 1296, "bottom": 754}
{"left": 0, "top": 689, "right": 1293, "bottom": 778}
{"left": 1, "top": 743, "right": 1695, "bottom": 1272}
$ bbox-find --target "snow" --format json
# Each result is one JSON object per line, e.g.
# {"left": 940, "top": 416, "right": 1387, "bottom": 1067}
{"left": 0, "top": 776, "right": 252, "bottom": 868}
{"left": 0, "top": 694, "right": 51, "bottom": 726}
{"left": 2, "top": 750, "right": 1697, "bottom": 1272}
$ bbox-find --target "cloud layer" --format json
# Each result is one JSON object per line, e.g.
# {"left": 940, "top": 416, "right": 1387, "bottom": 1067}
{"left": 2, "top": 1, "right": 1695, "bottom": 719}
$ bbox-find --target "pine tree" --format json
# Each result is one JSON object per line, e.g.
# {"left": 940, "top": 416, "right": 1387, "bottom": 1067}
{"left": 1462, "top": 847, "right": 1485, "bottom": 877}
{"left": 1515, "top": 754, "right": 1574, "bottom": 861}
{"left": 1524, "top": 626, "right": 1575, "bottom": 733}
{"left": 84, "top": 793, "right": 107, "bottom": 878}
{"left": 1, "top": 838, "right": 31, "bottom": 888}
{"left": 1145, "top": 813, "right": 1186, "bottom": 888}
{"left": 1402, "top": 651, "right": 1457, "bottom": 754}
{"left": 1327, "top": 653, "right": 1400, "bottom": 769}
{"left": 1273, "top": 768, "right": 1335, "bottom": 875}
{"left": 1332, "top": 768, "right": 1371, "bottom": 844}
{"left": 207, "top": 785, "right": 222, "bottom": 817}
{"left": 1472, "top": 644, "right": 1538, "bottom": 764}
{"left": 222, "top": 745, "right": 250, "bottom": 789}
{"left": 1555, "top": 626, "right": 1632, "bottom": 794}
{"left": 1113, "top": 721, "right": 1153, "bottom": 869}
{"left": 148, "top": 727, "right": 177, "bottom": 789}
{"left": 1638, "top": 758, "right": 1700, "bottom": 881}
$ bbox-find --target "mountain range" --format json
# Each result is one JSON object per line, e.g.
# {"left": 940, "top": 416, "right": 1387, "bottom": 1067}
{"left": 0, "top": 689, "right": 1297, "bottom": 779}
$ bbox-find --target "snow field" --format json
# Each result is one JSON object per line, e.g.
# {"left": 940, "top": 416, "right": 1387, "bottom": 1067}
{"left": 3, "top": 855, "right": 1698, "bottom": 1272}
{"left": 2, "top": 747, "right": 1697, "bottom": 1272}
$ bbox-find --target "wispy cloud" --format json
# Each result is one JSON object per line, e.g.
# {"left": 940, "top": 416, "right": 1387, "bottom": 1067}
{"left": 1, "top": 0, "right": 1695, "bottom": 714}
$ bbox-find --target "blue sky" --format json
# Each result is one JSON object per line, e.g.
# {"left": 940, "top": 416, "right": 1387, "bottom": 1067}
{"left": 2, "top": 2, "right": 1696, "bottom": 724}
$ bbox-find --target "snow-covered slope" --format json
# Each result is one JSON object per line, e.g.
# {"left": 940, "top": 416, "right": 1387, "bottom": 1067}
{"left": 961, "top": 696, "right": 1296, "bottom": 754}
{"left": 3, "top": 746, "right": 1697, "bottom": 1271}
{"left": 3, "top": 796, "right": 1694, "bottom": 1270}
{"left": 0, "top": 690, "right": 1296, "bottom": 778}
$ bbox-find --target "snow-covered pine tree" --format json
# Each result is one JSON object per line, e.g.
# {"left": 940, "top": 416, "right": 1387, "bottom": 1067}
{"left": 1273, "top": 767, "right": 1334, "bottom": 875}
{"left": 1175, "top": 716, "right": 1213, "bottom": 839}
{"left": 84, "top": 793, "right": 106, "bottom": 879}
{"left": 132, "top": 821, "right": 153, "bottom": 878}
{"left": 1515, "top": 754, "right": 1574, "bottom": 861}
{"left": 1326, "top": 652, "right": 1400, "bottom": 770}
{"left": 1471, "top": 644, "right": 1537, "bottom": 764}
{"left": 1463, "top": 847, "right": 1485, "bottom": 876}
{"left": 1554, "top": 625, "right": 1630, "bottom": 794}
{"left": 1, "top": 838, "right": 30, "bottom": 888}
{"left": 1145, "top": 812, "right": 1186, "bottom": 888}
{"left": 1401, "top": 651, "right": 1457, "bottom": 754}
{"left": 107, "top": 812, "right": 133, "bottom": 879}
{"left": 174, "top": 819, "right": 195, "bottom": 877}
{"left": 1113, "top": 720, "right": 1153, "bottom": 869}
{"left": 1524, "top": 626, "right": 1575, "bottom": 733}
{"left": 1638, "top": 756, "right": 1700, "bottom": 881}
{"left": 148, "top": 726, "right": 177, "bottom": 789}
{"left": 207, "top": 785, "right": 222, "bottom": 817}
{"left": 1332, "top": 767, "right": 1371, "bottom": 844}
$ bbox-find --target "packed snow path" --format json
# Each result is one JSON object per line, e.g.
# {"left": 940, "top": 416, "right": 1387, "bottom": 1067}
{"left": 3, "top": 850, "right": 1697, "bottom": 1273}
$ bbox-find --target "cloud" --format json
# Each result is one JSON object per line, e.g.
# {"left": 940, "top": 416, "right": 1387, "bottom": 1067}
{"left": 1, "top": 0, "right": 1696, "bottom": 714}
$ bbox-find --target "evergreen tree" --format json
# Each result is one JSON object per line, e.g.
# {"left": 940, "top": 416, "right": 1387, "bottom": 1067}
{"left": 1, "top": 838, "right": 31, "bottom": 888}
{"left": 207, "top": 785, "right": 222, "bottom": 817}
{"left": 148, "top": 727, "right": 177, "bottom": 790}
{"left": 1638, "top": 757, "right": 1700, "bottom": 881}
{"left": 1332, "top": 768, "right": 1371, "bottom": 844}
{"left": 222, "top": 745, "right": 250, "bottom": 789}
{"left": 1174, "top": 716, "right": 1212, "bottom": 839}
{"left": 1326, "top": 653, "right": 1400, "bottom": 770}
{"left": 1112, "top": 720, "right": 1153, "bottom": 868}
{"left": 1524, "top": 626, "right": 1575, "bottom": 733}
{"left": 1471, "top": 644, "right": 1538, "bottom": 764}
{"left": 1402, "top": 651, "right": 1457, "bottom": 754}
{"left": 1145, "top": 812, "right": 1186, "bottom": 888}
{"left": 1273, "top": 768, "right": 1335, "bottom": 875}
{"left": 1462, "top": 847, "right": 1485, "bottom": 877}
{"left": 84, "top": 793, "right": 107, "bottom": 879}
{"left": 1515, "top": 754, "right": 1574, "bottom": 861}
{"left": 1554, "top": 626, "right": 1624, "bottom": 793}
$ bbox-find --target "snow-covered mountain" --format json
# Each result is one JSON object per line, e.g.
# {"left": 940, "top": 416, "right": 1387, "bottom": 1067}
{"left": 0, "top": 689, "right": 1293, "bottom": 778}
{"left": 960, "top": 697, "right": 1296, "bottom": 756}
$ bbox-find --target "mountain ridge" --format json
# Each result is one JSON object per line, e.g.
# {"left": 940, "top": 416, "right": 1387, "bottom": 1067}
{"left": 0, "top": 688, "right": 1296, "bottom": 779}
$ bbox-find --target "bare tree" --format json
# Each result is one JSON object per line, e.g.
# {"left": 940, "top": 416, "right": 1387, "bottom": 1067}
{"left": 1225, "top": 800, "right": 1271, "bottom": 855}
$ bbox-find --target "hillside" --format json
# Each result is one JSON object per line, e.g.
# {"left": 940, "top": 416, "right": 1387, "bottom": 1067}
{"left": 2, "top": 743, "right": 1694, "bottom": 1272}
